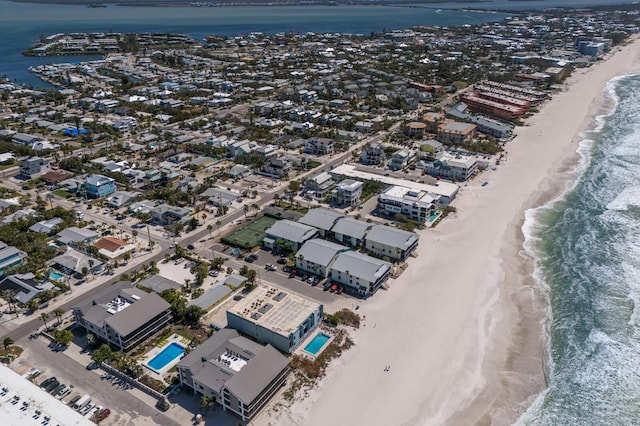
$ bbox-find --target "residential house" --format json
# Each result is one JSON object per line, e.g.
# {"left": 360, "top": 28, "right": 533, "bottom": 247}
{"left": 329, "top": 251, "right": 391, "bottom": 297}
{"left": 263, "top": 219, "right": 318, "bottom": 252}
{"left": 405, "top": 121, "right": 427, "bottom": 137}
{"left": 150, "top": 204, "right": 191, "bottom": 226}
{"left": 200, "top": 187, "right": 241, "bottom": 207}
{"left": 50, "top": 247, "right": 103, "bottom": 278}
{"left": 360, "top": 142, "right": 386, "bottom": 166}
{"left": 0, "top": 273, "right": 55, "bottom": 305}
{"left": 226, "top": 285, "right": 323, "bottom": 354}
{"left": 73, "top": 281, "right": 171, "bottom": 351}
{"left": 177, "top": 329, "right": 289, "bottom": 422}
{"left": 93, "top": 236, "right": 136, "bottom": 260}
{"left": 305, "top": 172, "right": 335, "bottom": 196}
{"left": 388, "top": 149, "right": 417, "bottom": 171}
{"left": 364, "top": 225, "right": 419, "bottom": 262}
{"left": 105, "top": 191, "right": 141, "bottom": 209}
{"left": 0, "top": 242, "right": 27, "bottom": 277}
{"left": 29, "top": 217, "right": 63, "bottom": 235}
{"left": 20, "top": 157, "right": 48, "bottom": 179}
{"left": 12, "top": 132, "right": 40, "bottom": 146}
{"left": 85, "top": 174, "right": 116, "bottom": 198}
{"left": 227, "top": 164, "right": 252, "bottom": 180}
{"left": 298, "top": 208, "right": 344, "bottom": 238}
{"left": 331, "top": 179, "right": 363, "bottom": 207}
{"left": 304, "top": 138, "right": 334, "bottom": 156}
{"left": 377, "top": 185, "right": 438, "bottom": 223}
{"left": 56, "top": 227, "right": 99, "bottom": 247}
{"left": 295, "top": 239, "right": 348, "bottom": 278}
{"left": 262, "top": 157, "right": 291, "bottom": 178}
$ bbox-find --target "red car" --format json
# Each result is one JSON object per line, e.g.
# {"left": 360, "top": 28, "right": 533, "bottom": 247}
{"left": 329, "top": 284, "right": 338, "bottom": 293}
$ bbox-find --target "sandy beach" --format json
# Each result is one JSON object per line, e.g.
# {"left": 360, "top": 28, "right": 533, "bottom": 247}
{"left": 255, "top": 36, "right": 640, "bottom": 426}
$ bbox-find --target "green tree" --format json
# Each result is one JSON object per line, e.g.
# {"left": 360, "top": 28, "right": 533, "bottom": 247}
{"left": 207, "top": 224, "right": 213, "bottom": 238}
{"left": 211, "top": 256, "right": 225, "bottom": 270}
{"left": 200, "top": 394, "right": 216, "bottom": 412}
{"left": 216, "top": 220, "right": 222, "bottom": 237}
{"left": 53, "top": 308, "right": 65, "bottom": 325}
{"left": 288, "top": 180, "right": 301, "bottom": 193}
{"left": 189, "top": 217, "right": 200, "bottom": 230}
{"left": 243, "top": 204, "right": 249, "bottom": 222}
{"left": 92, "top": 343, "right": 114, "bottom": 364}
{"left": 3, "top": 337, "right": 14, "bottom": 351}
{"left": 54, "top": 329, "right": 74, "bottom": 346}
{"left": 40, "top": 312, "right": 50, "bottom": 329}
{"left": 185, "top": 305, "right": 205, "bottom": 325}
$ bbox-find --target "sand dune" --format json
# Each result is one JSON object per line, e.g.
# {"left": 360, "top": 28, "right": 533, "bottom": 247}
{"left": 255, "top": 35, "right": 640, "bottom": 426}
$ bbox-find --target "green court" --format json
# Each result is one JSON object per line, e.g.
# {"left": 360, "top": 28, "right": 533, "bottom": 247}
{"left": 222, "top": 216, "right": 277, "bottom": 249}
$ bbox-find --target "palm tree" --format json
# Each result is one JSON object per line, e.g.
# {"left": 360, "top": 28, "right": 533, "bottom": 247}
{"left": 251, "top": 203, "right": 260, "bottom": 216}
{"left": 53, "top": 308, "right": 65, "bottom": 326}
{"left": 2, "top": 289, "right": 17, "bottom": 317}
{"left": 243, "top": 204, "right": 249, "bottom": 222}
{"left": 216, "top": 220, "right": 222, "bottom": 238}
{"left": 207, "top": 224, "right": 213, "bottom": 238}
{"left": 3, "top": 337, "right": 14, "bottom": 351}
{"left": 40, "top": 312, "right": 50, "bottom": 330}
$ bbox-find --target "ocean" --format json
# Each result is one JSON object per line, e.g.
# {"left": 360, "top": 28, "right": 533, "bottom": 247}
{"left": 518, "top": 73, "right": 640, "bottom": 424}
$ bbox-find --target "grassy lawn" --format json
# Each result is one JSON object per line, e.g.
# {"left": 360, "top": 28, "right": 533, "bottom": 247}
{"left": 0, "top": 346, "right": 24, "bottom": 363}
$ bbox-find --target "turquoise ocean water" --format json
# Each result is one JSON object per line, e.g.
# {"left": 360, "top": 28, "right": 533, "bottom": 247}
{"left": 518, "top": 73, "right": 640, "bottom": 424}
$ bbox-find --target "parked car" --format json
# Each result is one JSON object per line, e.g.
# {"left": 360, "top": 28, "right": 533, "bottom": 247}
{"left": 248, "top": 253, "right": 258, "bottom": 261}
{"left": 174, "top": 258, "right": 185, "bottom": 265}
{"left": 244, "top": 256, "right": 255, "bottom": 263}
{"left": 40, "top": 377, "right": 57, "bottom": 389}
{"left": 208, "top": 269, "right": 219, "bottom": 277}
{"left": 277, "top": 257, "right": 288, "bottom": 265}
{"left": 283, "top": 266, "right": 293, "bottom": 273}
{"left": 323, "top": 282, "right": 332, "bottom": 291}
{"left": 186, "top": 244, "right": 195, "bottom": 250}
{"left": 336, "top": 286, "right": 344, "bottom": 295}
{"left": 265, "top": 264, "right": 277, "bottom": 271}
{"left": 43, "top": 379, "right": 60, "bottom": 393}
{"left": 50, "top": 383, "right": 66, "bottom": 396}
{"left": 307, "top": 276, "right": 316, "bottom": 285}
{"left": 184, "top": 261, "right": 195, "bottom": 268}
{"left": 329, "top": 284, "right": 338, "bottom": 293}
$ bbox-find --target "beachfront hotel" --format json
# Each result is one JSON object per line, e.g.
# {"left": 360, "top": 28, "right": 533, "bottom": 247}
{"left": 177, "top": 329, "right": 289, "bottom": 423}
{"left": 226, "top": 285, "right": 323, "bottom": 354}
{"left": 377, "top": 185, "right": 438, "bottom": 223}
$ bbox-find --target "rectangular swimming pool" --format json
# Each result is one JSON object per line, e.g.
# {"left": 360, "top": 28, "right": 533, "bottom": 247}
{"left": 148, "top": 342, "right": 185, "bottom": 371}
{"left": 303, "top": 333, "right": 330, "bottom": 355}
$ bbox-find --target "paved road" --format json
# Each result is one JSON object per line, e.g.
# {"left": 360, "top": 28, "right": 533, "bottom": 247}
{"left": 16, "top": 338, "right": 179, "bottom": 426}
{"left": 6, "top": 121, "right": 399, "bottom": 341}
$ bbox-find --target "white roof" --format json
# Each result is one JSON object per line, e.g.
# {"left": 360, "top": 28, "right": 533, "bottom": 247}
{"left": 330, "top": 164, "right": 459, "bottom": 199}
{"left": 0, "top": 365, "right": 93, "bottom": 426}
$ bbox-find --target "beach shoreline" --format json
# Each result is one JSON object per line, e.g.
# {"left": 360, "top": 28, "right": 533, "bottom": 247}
{"left": 255, "top": 36, "right": 640, "bottom": 426}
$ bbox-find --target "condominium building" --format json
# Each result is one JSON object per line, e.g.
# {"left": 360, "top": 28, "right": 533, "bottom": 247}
{"left": 73, "top": 281, "right": 171, "bottom": 351}
{"left": 360, "top": 142, "right": 386, "bottom": 166}
{"left": 329, "top": 251, "right": 391, "bottom": 297}
{"left": 377, "top": 185, "right": 438, "bottom": 223}
{"left": 0, "top": 242, "right": 27, "bottom": 277}
{"left": 364, "top": 225, "right": 419, "bottom": 262}
{"left": 424, "top": 153, "right": 478, "bottom": 182}
{"left": 388, "top": 149, "right": 417, "bottom": 171}
{"left": 226, "top": 285, "right": 323, "bottom": 354}
{"left": 177, "top": 329, "right": 289, "bottom": 423}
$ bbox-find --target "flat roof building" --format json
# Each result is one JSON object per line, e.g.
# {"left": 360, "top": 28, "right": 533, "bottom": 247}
{"left": 330, "top": 164, "right": 458, "bottom": 204}
{"left": 177, "top": 329, "right": 289, "bottom": 423}
{"left": 377, "top": 185, "right": 439, "bottom": 223}
{"left": 226, "top": 285, "right": 323, "bottom": 354}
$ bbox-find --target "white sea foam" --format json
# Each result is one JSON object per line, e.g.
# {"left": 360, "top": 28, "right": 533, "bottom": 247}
{"left": 606, "top": 185, "right": 640, "bottom": 211}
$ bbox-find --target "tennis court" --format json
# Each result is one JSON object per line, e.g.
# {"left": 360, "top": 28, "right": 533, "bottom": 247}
{"left": 222, "top": 216, "right": 277, "bottom": 249}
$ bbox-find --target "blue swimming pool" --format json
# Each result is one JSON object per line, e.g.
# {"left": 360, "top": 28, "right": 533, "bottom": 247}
{"left": 304, "top": 333, "right": 330, "bottom": 355}
{"left": 49, "top": 271, "right": 64, "bottom": 282}
{"left": 148, "top": 343, "right": 185, "bottom": 371}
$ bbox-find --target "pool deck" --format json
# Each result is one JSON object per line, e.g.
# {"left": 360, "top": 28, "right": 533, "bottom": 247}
{"left": 294, "top": 329, "right": 334, "bottom": 362}
{"left": 140, "top": 333, "right": 189, "bottom": 375}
